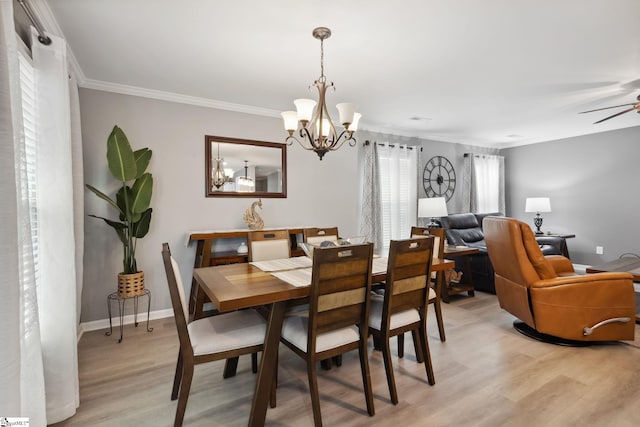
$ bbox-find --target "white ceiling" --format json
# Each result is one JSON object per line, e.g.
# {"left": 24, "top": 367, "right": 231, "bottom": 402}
{"left": 44, "top": 0, "right": 640, "bottom": 148}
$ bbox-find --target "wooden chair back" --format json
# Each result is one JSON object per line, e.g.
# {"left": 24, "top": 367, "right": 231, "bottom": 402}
{"left": 409, "top": 227, "right": 446, "bottom": 341}
{"left": 383, "top": 237, "right": 434, "bottom": 321}
{"left": 411, "top": 226, "right": 445, "bottom": 259}
{"left": 308, "top": 243, "right": 374, "bottom": 351}
{"left": 247, "top": 229, "right": 291, "bottom": 261}
{"left": 162, "top": 243, "right": 194, "bottom": 360}
{"left": 304, "top": 227, "right": 340, "bottom": 245}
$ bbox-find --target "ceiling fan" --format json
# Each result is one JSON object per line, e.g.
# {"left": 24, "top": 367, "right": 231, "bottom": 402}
{"left": 579, "top": 94, "right": 640, "bottom": 124}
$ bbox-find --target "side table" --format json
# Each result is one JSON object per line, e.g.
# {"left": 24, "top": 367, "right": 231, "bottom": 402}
{"left": 441, "top": 246, "right": 480, "bottom": 303}
{"left": 106, "top": 289, "right": 153, "bottom": 343}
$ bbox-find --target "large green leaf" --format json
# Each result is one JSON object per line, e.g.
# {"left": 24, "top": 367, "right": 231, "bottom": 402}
{"left": 85, "top": 184, "right": 119, "bottom": 211}
{"left": 107, "top": 126, "right": 137, "bottom": 182}
{"left": 132, "top": 208, "right": 152, "bottom": 238}
{"left": 133, "top": 148, "right": 152, "bottom": 178}
{"left": 88, "top": 215, "right": 128, "bottom": 245}
{"left": 116, "top": 187, "right": 131, "bottom": 222}
{"left": 130, "top": 173, "right": 153, "bottom": 214}
{"left": 118, "top": 187, "right": 144, "bottom": 223}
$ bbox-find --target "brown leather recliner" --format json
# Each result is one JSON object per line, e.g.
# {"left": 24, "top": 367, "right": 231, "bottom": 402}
{"left": 483, "top": 216, "right": 635, "bottom": 342}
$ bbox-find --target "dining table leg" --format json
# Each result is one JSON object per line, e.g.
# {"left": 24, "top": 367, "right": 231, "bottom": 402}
{"left": 248, "top": 300, "right": 286, "bottom": 427}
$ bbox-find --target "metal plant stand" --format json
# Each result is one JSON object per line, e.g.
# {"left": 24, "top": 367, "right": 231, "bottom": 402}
{"left": 106, "top": 289, "right": 153, "bottom": 343}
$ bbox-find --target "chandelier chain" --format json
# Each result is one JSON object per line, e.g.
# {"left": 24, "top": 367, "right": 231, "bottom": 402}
{"left": 320, "top": 38, "right": 325, "bottom": 81}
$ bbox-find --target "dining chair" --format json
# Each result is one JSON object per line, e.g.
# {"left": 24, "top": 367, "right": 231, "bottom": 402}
{"left": 304, "top": 227, "right": 342, "bottom": 369}
{"left": 247, "top": 229, "right": 291, "bottom": 261}
{"left": 303, "top": 227, "right": 340, "bottom": 245}
{"left": 278, "top": 243, "right": 375, "bottom": 426}
{"left": 368, "top": 237, "right": 436, "bottom": 405}
{"left": 161, "top": 243, "right": 267, "bottom": 427}
{"left": 410, "top": 226, "right": 447, "bottom": 342}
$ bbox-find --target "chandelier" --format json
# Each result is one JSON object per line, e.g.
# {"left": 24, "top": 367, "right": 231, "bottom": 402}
{"left": 211, "top": 143, "right": 226, "bottom": 190}
{"left": 237, "top": 160, "right": 255, "bottom": 192}
{"left": 281, "top": 27, "right": 361, "bottom": 160}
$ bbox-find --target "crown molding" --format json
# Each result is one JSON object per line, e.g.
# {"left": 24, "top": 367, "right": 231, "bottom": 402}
{"left": 81, "top": 78, "right": 282, "bottom": 118}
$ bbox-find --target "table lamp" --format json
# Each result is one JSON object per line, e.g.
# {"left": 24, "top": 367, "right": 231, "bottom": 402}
{"left": 418, "top": 197, "right": 448, "bottom": 228}
{"left": 525, "top": 197, "right": 551, "bottom": 234}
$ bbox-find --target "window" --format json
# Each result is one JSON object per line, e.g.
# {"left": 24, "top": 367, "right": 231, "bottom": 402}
{"left": 463, "top": 153, "right": 505, "bottom": 214}
{"left": 377, "top": 144, "right": 418, "bottom": 255}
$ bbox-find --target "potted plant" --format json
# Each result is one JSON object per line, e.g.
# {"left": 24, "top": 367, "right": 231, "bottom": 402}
{"left": 86, "top": 125, "right": 153, "bottom": 297}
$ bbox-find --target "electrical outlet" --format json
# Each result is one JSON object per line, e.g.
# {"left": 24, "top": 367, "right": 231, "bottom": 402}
{"left": 596, "top": 246, "right": 604, "bottom": 255}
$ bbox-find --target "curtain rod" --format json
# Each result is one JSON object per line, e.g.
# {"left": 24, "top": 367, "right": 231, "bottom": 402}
{"left": 18, "top": 0, "right": 51, "bottom": 45}
{"left": 363, "top": 140, "right": 423, "bottom": 151}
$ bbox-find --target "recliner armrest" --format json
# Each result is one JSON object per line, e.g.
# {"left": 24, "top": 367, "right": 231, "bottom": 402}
{"left": 544, "top": 255, "right": 574, "bottom": 275}
{"left": 531, "top": 271, "right": 634, "bottom": 288}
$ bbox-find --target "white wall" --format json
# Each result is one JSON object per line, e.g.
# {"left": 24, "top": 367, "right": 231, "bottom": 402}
{"left": 80, "top": 89, "right": 362, "bottom": 322}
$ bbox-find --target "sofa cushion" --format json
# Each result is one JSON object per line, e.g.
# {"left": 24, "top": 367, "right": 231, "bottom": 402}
{"left": 441, "top": 213, "right": 484, "bottom": 245}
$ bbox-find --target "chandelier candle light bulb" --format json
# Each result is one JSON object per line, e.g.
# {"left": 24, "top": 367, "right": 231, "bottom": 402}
{"left": 281, "top": 27, "right": 361, "bottom": 160}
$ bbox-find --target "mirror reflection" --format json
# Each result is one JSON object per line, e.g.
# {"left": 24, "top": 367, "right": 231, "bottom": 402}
{"left": 205, "top": 135, "right": 287, "bottom": 198}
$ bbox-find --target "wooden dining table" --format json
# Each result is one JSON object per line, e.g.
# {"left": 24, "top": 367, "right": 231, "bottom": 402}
{"left": 193, "top": 257, "right": 455, "bottom": 426}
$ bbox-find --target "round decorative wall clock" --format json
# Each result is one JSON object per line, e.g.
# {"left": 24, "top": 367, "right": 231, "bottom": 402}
{"left": 423, "top": 155, "right": 456, "bottom": 201}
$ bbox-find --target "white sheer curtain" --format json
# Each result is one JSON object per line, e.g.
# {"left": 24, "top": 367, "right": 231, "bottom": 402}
{"left": 462, "top": 153, "right": 505, "bottom": 213}
{"left": 0, "top": 1, "right": 47, "bottom": 424}
{"left": 1, "top": 5, "right": 83, "bottom": 422}
{"left": 32, "top": 30, "right": 82, "bottom": 423}
{"left": 377, "top": 143, "right": 418, "bottom": 255}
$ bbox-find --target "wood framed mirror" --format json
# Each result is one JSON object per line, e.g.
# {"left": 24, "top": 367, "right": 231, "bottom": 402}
{"left": 205, "top": 135, "right": 287, "bottom": 198}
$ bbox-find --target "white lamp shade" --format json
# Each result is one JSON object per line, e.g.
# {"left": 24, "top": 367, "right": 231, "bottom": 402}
{"left": 294, "top": 99, "right": 316, "bottom": 122}
{"left": 525, "top": 197, "right": 551, "bottom": 213}
{"left": 349, "top": 112, "right": 361, "bottom": 132}
{"left": 418, "top": 197, "right": 448, "bottom": 218}
{"left": 336, "top": 103, "right": 356, "bottom": 125}
{"left": 281, "top": 111, "right": 298, "bottom": 131}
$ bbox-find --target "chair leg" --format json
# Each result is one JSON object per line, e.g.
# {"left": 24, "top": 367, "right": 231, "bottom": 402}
{"left": 174, "top": 363, "right": 194, "bottom": 427}
{"left": 270, "top": 352, "right": 278, "bottom": 408}
{"left": 411, "top": 330, "right": 423, "bottom": 363}
{"left": 171, "top": 351, "right": 183, "bottom": 400}
{"left": 307, "top": 360, "right": 323, "bottom": 426}
{"left": 359, "top": 338, "right": 375, "bottom": 416}
{"left": 397, "top": 333, "right": 404, "bottom": 358}
{"left": 332, "top": 355, "right": 342, "bottom": 367}
{"left": 382, "top": 337, "right": 398, "bottom": 405}
{"left": 373, "top": 334, "right": 382, "bottom": 351}
{"left": 418, "top": 323, "right": 435, "bottom": 386}
{"left": 223, "top": 357, "right": 239, "bottom": 378}
{"left": 252, "top": 352, "right": 258, "bottom": 374}
{"left": 433, "top": 299, "right": 446, "bottom": 342}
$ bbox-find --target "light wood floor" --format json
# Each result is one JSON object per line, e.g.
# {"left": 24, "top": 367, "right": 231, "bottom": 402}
{"left": 52, "top": 292, "right": 640, "bottom": 427}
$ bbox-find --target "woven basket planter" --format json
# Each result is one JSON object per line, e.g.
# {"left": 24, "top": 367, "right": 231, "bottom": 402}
{"left": 118, "top": 271, "right": 145, "bottom": 298}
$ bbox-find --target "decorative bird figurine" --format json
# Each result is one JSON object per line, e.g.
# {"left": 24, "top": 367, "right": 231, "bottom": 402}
{"left": 243, "top": 199, "right": 264, "bottom": 230}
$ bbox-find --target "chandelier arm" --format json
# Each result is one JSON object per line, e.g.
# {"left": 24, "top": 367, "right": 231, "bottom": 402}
{"left": 320, "top": 90, "right": 339, "bottom": 143}
{"left": 330, "top": 130, "right": 357, "bottom": 151}
{"left": 285, "top": 129, "right": 321, "bottom": 151}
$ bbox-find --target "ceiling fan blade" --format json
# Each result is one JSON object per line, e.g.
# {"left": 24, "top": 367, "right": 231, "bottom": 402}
{"left": 593, "top": 106, "right": 637, "bottom": 124}
{"left": 579, "top": 103, "right": 637, "bottom": 114}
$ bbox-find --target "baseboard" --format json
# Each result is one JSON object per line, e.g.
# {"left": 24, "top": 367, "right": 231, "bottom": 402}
{"left": 79, "top": 308, "right": 174, "bottom": 334}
